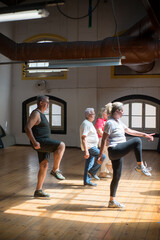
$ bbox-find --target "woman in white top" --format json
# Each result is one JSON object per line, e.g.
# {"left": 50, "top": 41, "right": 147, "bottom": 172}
{"left": 98, "top": 102, "right": 154, "bottom": 208}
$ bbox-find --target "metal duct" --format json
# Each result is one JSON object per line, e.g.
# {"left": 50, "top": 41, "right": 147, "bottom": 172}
{"left": 0, "top": 33, "right": 159, "bottom": 63}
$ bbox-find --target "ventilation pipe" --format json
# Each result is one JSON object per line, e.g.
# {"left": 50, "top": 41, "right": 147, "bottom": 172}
{"left": 0, "top": 33, "right": 159, "bottom": 64}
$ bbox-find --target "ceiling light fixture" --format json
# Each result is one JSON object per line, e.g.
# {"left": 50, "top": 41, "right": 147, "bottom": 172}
{"left": 49, "top": 57, "right": 125, "bottom": 68}
{"left": 0, "top": 9, "right": 49, "bottom": 22}
{"left": 0, "top": 0, "right": 65, "bottom": 22}
{"left": 24, "top": 67, "right": 68, "bottom": 73}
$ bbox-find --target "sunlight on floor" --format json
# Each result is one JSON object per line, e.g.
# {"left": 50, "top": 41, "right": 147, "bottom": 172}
{"left": 4, "top": 179, "right": 160, "bottom": 223}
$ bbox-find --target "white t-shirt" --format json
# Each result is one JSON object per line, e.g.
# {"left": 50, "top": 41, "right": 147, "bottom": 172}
{"left": 104, "top": 118, "right": 127, "bottom": 147}
{"left": 80, "top": 119, "right": 99, "bottom": 151}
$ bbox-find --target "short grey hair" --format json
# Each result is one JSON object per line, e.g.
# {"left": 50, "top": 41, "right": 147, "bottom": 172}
{"left": 85, "top": 108, "right": 95, "bottom": 118}
{"left": 37, "top": 95, "right": 49, "bottom": 105}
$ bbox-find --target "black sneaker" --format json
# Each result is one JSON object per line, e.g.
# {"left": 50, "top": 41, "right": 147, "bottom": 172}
{"left": 34, "top": 189, "right": 50, "bottom": 198}
{"left": 50, "top": 170, "right": 65, "bottom": 180}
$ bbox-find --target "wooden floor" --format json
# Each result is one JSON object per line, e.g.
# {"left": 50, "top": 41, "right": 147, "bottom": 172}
{"left": 0, "top": 146, "right": 160, "bottom": 240}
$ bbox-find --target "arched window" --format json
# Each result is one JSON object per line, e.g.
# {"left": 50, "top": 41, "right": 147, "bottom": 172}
{"left": 114, "top": 95, "right": 160, "bottom": 134}
{"left": 22, "top": 34, "right": 67, "bottom": 80}
{"left": 22, "top": 95, "right": 67, "bottom": 134}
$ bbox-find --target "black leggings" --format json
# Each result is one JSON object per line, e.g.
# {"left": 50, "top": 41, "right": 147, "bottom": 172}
{"left": 108, "top": 137, "right": 142, "bottom": 197}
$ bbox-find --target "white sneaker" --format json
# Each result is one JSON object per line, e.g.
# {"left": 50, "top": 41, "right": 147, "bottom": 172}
{"left": 99, "top": 172, "right": 111, "bottom": 178}
{"left": 107, "top": 164, "right": 113, "bottom": 174}
{"left": 135, "top": 164, "right": 152, "bottom": 177}
{"left": 108, "top": 200, "right": 125, "bottom": 208}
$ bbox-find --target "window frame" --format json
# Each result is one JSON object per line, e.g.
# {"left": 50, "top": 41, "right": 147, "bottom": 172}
{"left": 22, "top": 95, "right": 67, "bottom": 134}
{"left": 113, "top": 95, "right": 160, "bottom": 136}
{"left": 121, "top": 100, "right": 159, "bottom": 133}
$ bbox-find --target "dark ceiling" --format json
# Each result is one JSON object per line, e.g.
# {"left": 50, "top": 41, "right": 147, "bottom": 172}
{"left": 0, "top": 0, "right": 63, "bottom": 7}
{"left": 0, "top": 0, "right": 27, "bottom": 6}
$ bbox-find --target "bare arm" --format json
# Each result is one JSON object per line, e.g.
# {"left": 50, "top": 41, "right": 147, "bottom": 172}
{"left": 97, "top": 128, "right": 103, "bottom": 137}
{"left": 125, "top": 127, "right": 155, "bottom": 141}
{"left": 24, "top": 111, "right": 41, "bottom": 149}
{"left": 81, "top": 135, "right": 90, "bottom": 159}
{"left": 97, "top": 132, "right": 109, "bottom": 164}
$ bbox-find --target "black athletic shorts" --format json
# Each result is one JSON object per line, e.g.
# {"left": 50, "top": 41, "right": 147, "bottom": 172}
{"left": 33, "top": 138, "right": 61, "bottom": 163}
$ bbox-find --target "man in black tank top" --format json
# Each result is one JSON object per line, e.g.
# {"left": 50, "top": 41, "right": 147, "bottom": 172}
{"left": 25, "top": 95, "right": 65, "bottom": 198}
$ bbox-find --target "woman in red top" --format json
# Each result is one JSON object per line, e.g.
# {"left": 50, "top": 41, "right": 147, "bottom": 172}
{"left": 95, "top": 107, "right": 113, "bottom": 177}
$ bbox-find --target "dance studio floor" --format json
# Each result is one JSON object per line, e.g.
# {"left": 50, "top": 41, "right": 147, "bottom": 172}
{"left": 0, "top": 146, "right": 160, "bottom": 240}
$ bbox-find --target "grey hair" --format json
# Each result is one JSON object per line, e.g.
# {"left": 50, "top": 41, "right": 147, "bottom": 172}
{"left": 105, "top": 102, "right": 123, "bottom": 115}
{"left": 97, "top": 107, "right": 106, "bottom": 119}
{"left": 85, "top": 108, "right": 95, "bottom": 118}
{"left": 37, "top": 95, "right": 49, "bottom": 105}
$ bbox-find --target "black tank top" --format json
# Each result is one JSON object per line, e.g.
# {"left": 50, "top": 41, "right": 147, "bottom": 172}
{"left": 32, "top": 110, "right": 50, "bottom": 141}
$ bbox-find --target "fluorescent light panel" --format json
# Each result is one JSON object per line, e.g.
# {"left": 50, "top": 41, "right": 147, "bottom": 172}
{"left": 49, "top": 57, "right": 123, "bottom": 68}
{"left": 0, "top": 9, "right": 49, "bottom": 22}
{"left": 0, "top": 1, "right": 65, "bottom": 22}
{"left": 27, "top": 69, "right": 68, "bottom": 73}
{"left": 25, "top": 67, "right": 68, "bottom": 73}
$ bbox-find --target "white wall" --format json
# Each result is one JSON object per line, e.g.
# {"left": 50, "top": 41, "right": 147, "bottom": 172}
{"left": 1, "top": 0, "right": 159, "bottom": 149}
{"left": 0, "top": 23, "right": 13, "bottom": 134}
